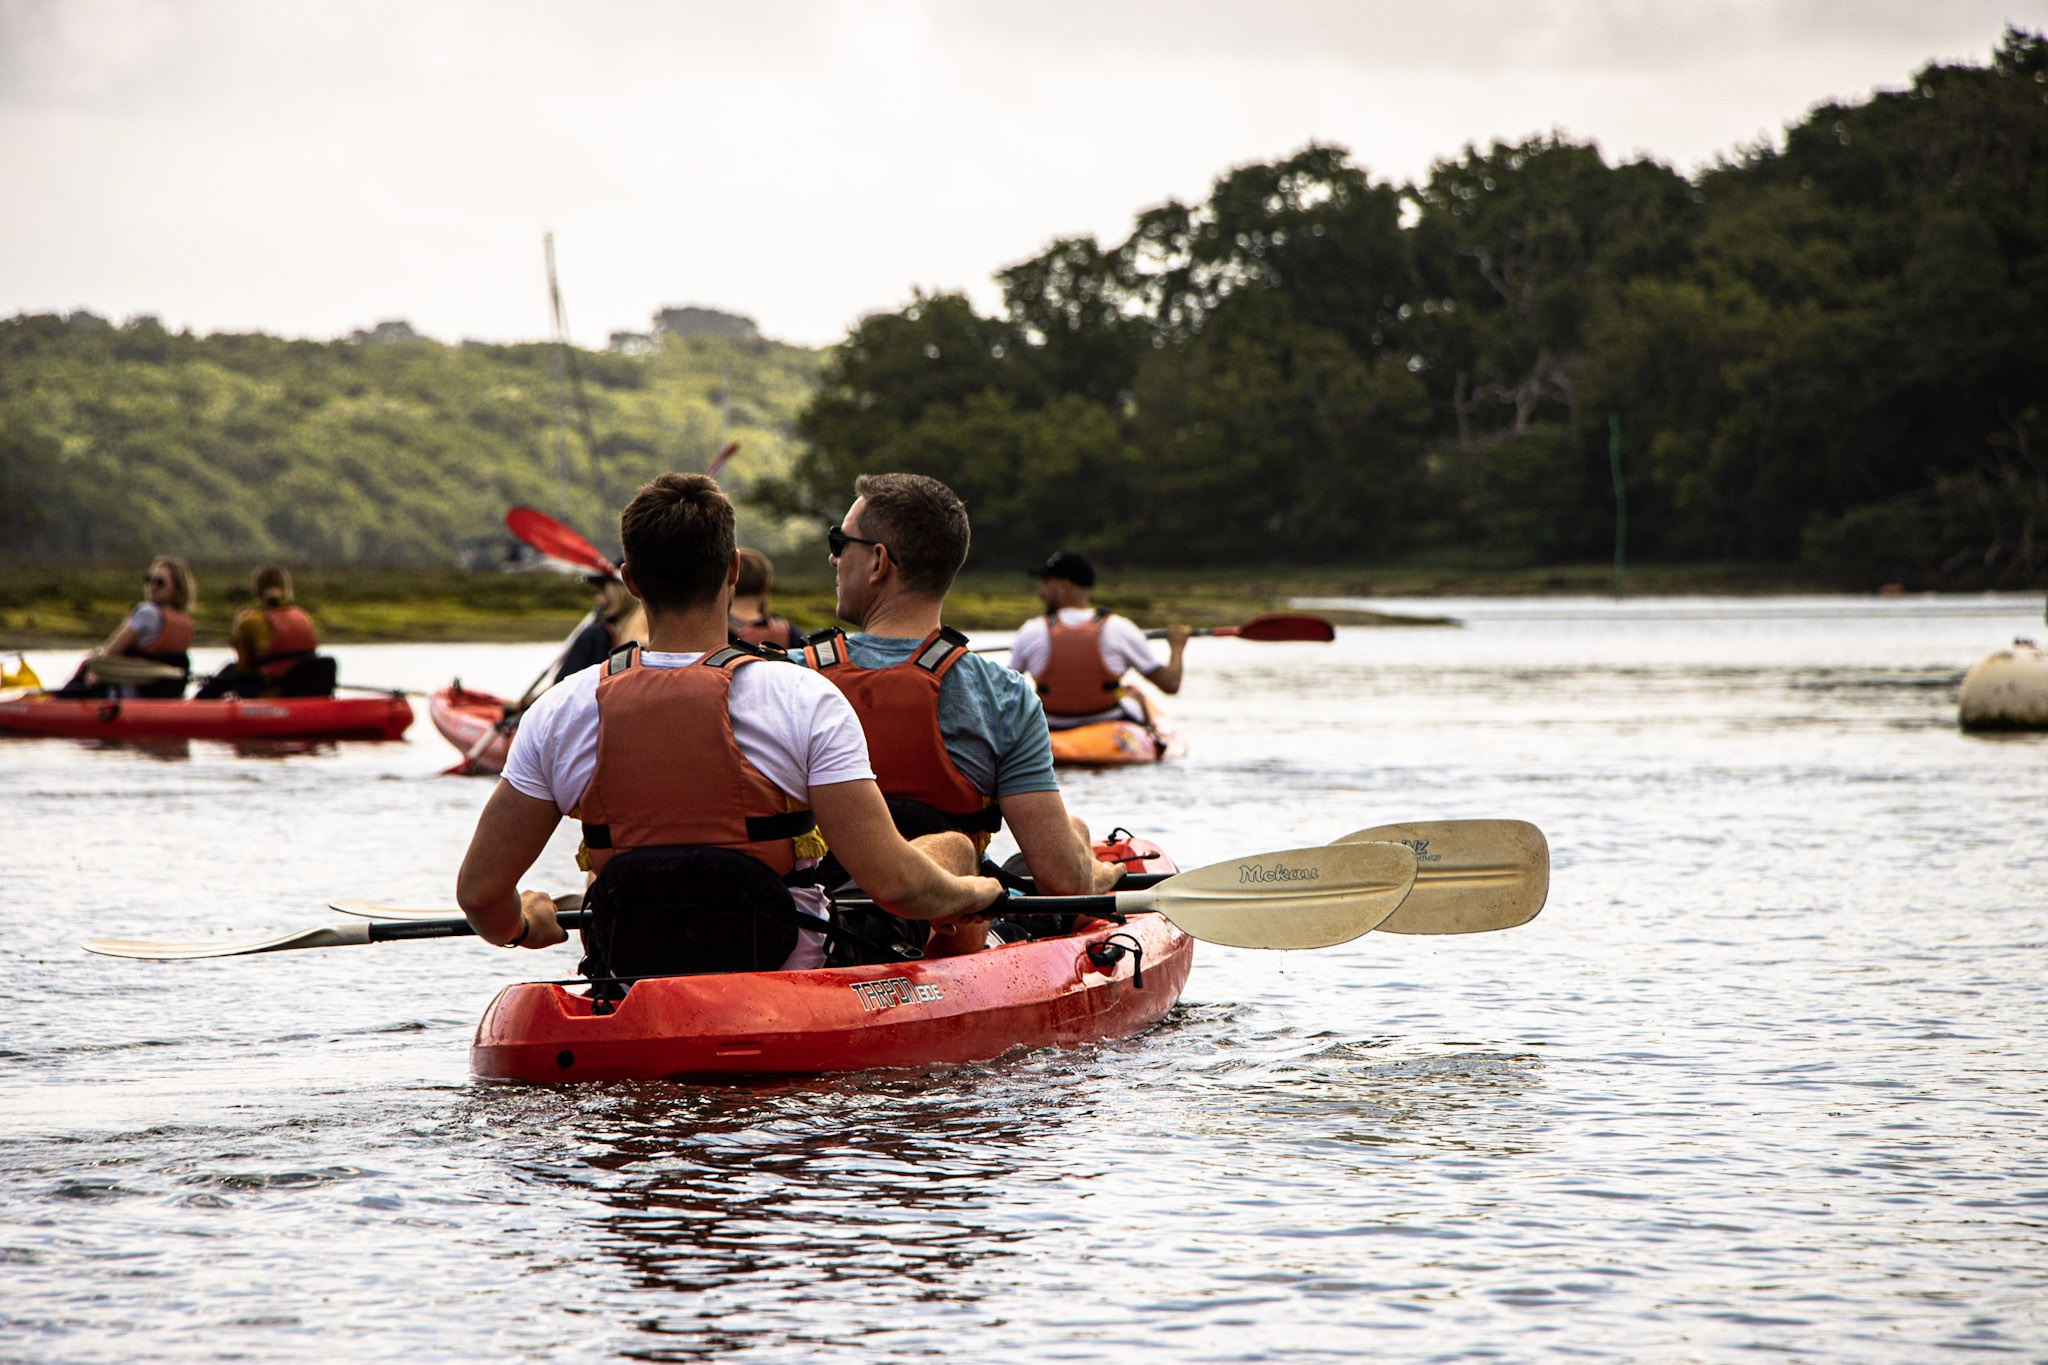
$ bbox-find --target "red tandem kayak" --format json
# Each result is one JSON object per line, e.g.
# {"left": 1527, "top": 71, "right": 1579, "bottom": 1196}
{"left": 0, "top": 692, "right": 413, "bottom": 741}
{"left": 430, "top": 684, "right": 511, "bottom": 774}
{"left": 472, "top": 836, "right": 1186, "bottom": 1082}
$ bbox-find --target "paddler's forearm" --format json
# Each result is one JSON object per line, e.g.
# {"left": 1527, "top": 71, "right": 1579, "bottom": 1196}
{"left": 456, "top": 781, "right": 571, "bottom": 946}
{"left": 811, "top": 779, "right": 1001, "bottom": 921}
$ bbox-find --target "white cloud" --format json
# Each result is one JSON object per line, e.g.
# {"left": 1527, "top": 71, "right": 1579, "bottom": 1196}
{"left": 0, "top": 0, "right": 2040, "bottom": 347}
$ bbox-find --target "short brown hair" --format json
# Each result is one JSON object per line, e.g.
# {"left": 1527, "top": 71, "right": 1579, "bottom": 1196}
{"left": 252, "top": 563, "right": 293, "bottom": 607}
{"left": 619, "top": 473, "right": 735, "bottom": 612}
{"left": 854, "top": 473, "right": 969, "bottom": 597}
{"left": 734, "top": 547, "right": 773, "bottom": 597}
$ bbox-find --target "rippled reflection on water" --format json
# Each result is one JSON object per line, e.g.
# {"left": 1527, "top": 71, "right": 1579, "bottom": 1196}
{"left": 3, "top": 599, "right": 2046, "bottom": 1362}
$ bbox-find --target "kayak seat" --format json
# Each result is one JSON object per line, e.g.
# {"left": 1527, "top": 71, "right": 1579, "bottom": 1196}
{"left": 275, "top": 655, "right": 337, "bottom": 698}
{"left": 579, "top": 845, "right": 832, "bottom": 997}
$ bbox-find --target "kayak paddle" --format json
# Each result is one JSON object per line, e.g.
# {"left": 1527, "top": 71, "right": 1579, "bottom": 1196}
{"left": 705, "top": 440, "right": 740, "bottom": 479}
{"left": 504, "top": 506, "right": 617, "bottom": 577}
{"left": 1333, "top": 819, "right": 1549, "bottom": 934}
{"left": 89, "top": 843, "right": 1416, "bottom": 960}
{"left": 1146, "top": 613, "right": 1335, "bottom": 643}
{"left": 972, "top": 611, "right": 1336, "bottom": 654}
{"left": 80, "top": 655, "right": 187, "bottom": 686}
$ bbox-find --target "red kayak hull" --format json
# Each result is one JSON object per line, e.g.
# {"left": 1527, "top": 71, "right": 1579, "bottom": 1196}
{"left": 0, "top": 693, "right": 412, "bottom": 741}
{"left": 430, "top": 684, "right": 511, "bottom": 774}
{"left": 471, "top": 911, "right": 1193, "bottom": 1082}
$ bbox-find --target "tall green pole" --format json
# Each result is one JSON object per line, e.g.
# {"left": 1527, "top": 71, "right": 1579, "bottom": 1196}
{"left": 1609, "top": 413, "right": 1627, "bottom": 599}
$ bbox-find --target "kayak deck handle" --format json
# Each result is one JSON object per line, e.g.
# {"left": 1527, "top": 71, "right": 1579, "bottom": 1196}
{"left": 1085, "top": 932, "right": 1145, "bottom": 989}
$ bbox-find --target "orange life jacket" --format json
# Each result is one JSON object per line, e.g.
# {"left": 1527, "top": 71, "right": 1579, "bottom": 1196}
{"left": 132, "top": 607, "right": 193, "bottom": 664}
{"left": 802, "top": 627, "right": 1003, "bottom": 843}
{"left": 255, "top": 606, "right": 320, "bottom": 680}
{"left": 1035, "top": 609, "right": 1123, "bottom": 718}
{"left": 730, "top": 614, "right": 799, "bottom": 649}
{"left": 576, "top": 644, "right": 817, "bottom": 877}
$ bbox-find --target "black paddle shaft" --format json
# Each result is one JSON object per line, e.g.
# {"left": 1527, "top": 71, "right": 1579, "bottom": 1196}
{"left": 365, "top": 912, "right": 593, "bottom": 943}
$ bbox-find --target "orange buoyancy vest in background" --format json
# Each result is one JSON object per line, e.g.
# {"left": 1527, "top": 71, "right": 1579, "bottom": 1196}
{"left": 1035, "top": 610, "right": 1123, "bottom": 717}
{"left": 256, "top": 606, "right": 320, "bottom": 678}
{"left": 803, "top": 627, "right": 1002, "bottom": 839}
{"left": 133, "top": 607, "right": 194, "bottom": 662}
{"left": 575, "top": 645, "right": 816, "bottom": 876}
{"left": 730, "top": 614, "right": 799, "bottom": 649}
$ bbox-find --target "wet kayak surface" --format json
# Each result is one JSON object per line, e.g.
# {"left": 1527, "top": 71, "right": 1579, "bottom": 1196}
{"left": 4, "top": 604, "right": 2046, "bottom": 1363}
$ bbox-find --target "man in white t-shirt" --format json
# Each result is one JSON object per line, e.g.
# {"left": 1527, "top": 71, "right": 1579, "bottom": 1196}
{"left": 1008, "top": 553, "right": 1191, "bottom": 730}
{"left": 456, "top": 473, "right": 1000, "bottom": 974}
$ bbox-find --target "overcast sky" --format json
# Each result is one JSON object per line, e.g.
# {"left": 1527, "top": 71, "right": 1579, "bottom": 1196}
{"left": 2, "top": 0, "right": 2040, "bottom": 349}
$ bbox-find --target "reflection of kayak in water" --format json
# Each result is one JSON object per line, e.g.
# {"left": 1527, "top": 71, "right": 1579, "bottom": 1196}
{"left": 431, "top": 684, "right": 512, "bottom": 774}
{"left": 1959, "top": 639, "right": 2048, "bottom": 731}
{"left": 470, "top": 836, "right": 1187, "bottom": 1083}
{"left": 0, "top": 692, "right": 412, "bottom": 741}
{"left": 1047, "top": 692, "right": 1181, "bottom": 767}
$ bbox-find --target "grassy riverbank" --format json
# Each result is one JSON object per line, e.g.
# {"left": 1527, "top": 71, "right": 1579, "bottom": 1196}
{"left": 0, "top": 558, "right": 1868, "bottom": 648}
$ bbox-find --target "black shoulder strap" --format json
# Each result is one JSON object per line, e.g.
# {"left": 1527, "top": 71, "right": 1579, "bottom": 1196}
{"left": 604, "top": 642, "right": 638, "bottom": 676}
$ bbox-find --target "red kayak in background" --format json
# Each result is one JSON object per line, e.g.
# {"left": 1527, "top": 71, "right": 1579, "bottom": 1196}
{"left": 471, "top": 836, "right": 1185, "bottom": 1083}
{"left": 0, "top": 693, "right": 412, "bottom": 742}
{"left": 430, "top": 684, "right": 512, "bottom": 775}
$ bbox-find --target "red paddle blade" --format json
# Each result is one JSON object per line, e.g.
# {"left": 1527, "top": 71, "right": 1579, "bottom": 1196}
{"left": 1227, "top": 613, "right": 1337, "bottom": 643}
{"left": 505, "top": 506, "right": 615, "bottom": 576}
{"left": 705, "top": 441, "right": 740, "bottom": 479}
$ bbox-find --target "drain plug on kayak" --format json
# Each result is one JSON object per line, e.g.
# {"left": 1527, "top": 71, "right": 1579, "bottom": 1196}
{"left": 556, "top": 1050, "right": 575, "bottom": 1070}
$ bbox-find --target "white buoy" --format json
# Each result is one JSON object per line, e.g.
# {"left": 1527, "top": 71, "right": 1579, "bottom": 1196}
{"left": 1959, "top": 638, "right": 2048, "bottom": 731}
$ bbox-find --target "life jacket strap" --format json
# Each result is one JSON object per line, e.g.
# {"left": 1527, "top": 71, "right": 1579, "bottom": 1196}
{"left": 583, "top": 806, "right": 815, "bottom": 851}
{"left": 803, "top": 629, "right": 848, "bottom": 670}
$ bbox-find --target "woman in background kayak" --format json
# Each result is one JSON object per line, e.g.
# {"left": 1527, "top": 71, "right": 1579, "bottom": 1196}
{"left": 52, "top": 556, "right": 197, "bottom": 699}
{"left": 196, "top": 564, "right": 331, "bottom": 698}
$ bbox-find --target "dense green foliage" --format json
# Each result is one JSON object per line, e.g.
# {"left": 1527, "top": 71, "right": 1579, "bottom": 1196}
{"left": 775, "top": 29, "right": 2048, "bottom": 587}
{"left": 0, "top": 323, "right": 819, "bottom": 565}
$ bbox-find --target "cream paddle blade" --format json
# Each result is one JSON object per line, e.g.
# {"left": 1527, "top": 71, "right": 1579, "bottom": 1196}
{"left": 1125, "top": 841, "right": 1417, "bottom": 949}
{"left": 83, "top": 655, "right": 185, "bottom": 685}
{"left": 1335, "top": 820, "right": 1548, "bottom": 934}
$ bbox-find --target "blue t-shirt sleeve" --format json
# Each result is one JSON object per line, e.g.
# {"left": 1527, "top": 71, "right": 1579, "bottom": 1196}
{"left": 976, "top": 658, "right": 1058, "bottom": 797}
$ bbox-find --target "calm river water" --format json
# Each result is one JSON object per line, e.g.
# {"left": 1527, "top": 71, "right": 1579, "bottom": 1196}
{"left": 3, "top": 594, "right": 2045, "bottom": 1362}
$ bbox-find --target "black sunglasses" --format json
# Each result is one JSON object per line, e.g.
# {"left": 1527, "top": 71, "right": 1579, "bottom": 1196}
{"left": 827, "top": 525, "right": 883, "bottom": 557}
{"left": 145, "top": 574, "right": 170, "bottom": 586}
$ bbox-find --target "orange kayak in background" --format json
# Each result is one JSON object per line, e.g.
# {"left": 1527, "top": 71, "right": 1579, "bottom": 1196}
{"left": 1047, "top": 692, "right": 1179, "bottom": 767}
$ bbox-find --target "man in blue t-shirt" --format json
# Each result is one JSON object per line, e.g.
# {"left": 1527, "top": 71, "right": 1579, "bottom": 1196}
{"left": 802, "top": 473, "right": 1123, "bottom": 905}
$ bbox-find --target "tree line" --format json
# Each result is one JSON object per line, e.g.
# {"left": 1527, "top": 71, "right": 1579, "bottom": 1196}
{"left": 770, "top": 28, "right": 2048, "bottom": 588}
{"left": 0, "top": 320, "right": 819, "bottom": 566}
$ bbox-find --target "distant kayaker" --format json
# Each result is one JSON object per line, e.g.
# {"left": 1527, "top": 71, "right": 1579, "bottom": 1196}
{"left": 551, "top": 571, "right": 641, "bottom": 685}
{"left": 799, "top": 473, "right": 1125, "bottom": 951}
{"left": 1010, "top": 552, "right": 1190, "bottom": 730}
{"left": 52, "top": 556, "right": 197, "bottom": 699}
{"left": 196, "top": 564, "right": 331, "bottom": 698}
{"left": 455, "top": 472, "right": 1001, "bottom": 979}
{"left": 728, "top": 547, "right": 804, "bottom": 650}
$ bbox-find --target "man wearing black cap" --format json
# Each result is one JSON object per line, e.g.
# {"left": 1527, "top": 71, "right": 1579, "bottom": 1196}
{"left": 1011, "top": 553, "right": 1190, "bottom": 729}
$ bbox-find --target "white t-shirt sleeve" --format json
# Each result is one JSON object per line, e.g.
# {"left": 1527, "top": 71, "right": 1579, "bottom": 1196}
{"left": 501, "top": 665, "right": 602, "bottom": 813}
{"left": 1006, "top": 618, "right": 1049, "bottom": 678}
{"left": 126, "top": 603, "right": 165, "bottom": 647}
{"left": 1099, "top": 615, "right": 1161, "bottom": 678}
